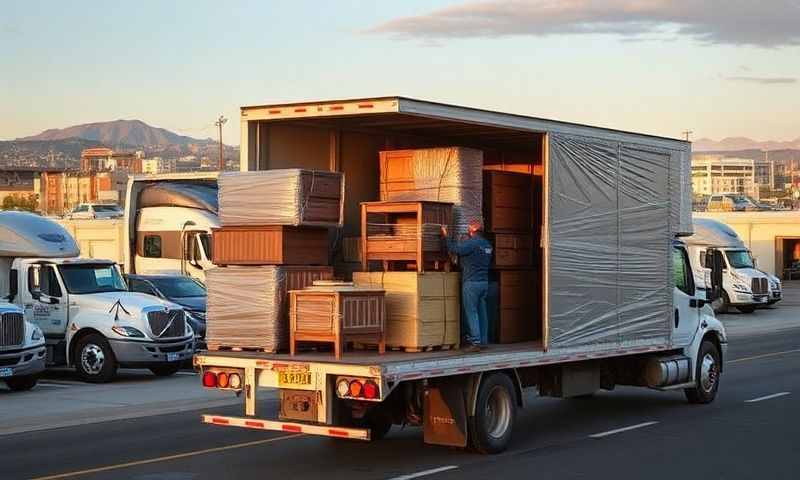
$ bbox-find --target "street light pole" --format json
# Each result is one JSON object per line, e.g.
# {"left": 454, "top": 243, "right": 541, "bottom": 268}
{"left": 215, "top": 115, "right": 227, "bottom": 171}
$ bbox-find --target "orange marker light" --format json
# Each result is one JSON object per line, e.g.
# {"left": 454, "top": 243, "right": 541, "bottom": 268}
{"left": 349, "top": 380, "right": 363, "bottom": 397}
{"left": 218, "top": 372, "right": 230, "bottom": 389}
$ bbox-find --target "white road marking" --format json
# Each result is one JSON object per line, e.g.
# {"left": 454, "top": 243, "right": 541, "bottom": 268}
{"left": 745, "top": 392, "right": 791, "bottom": 403}
{"left": 387, "top": 466, "right": 459, "bottom": 480}
{"left": 729, "top": 348, "right": 800, "bottom": 364}
{"left": 589, "top": 421, "right": 659, "bottom": 439}
{"left": 37, "top": 382, "right": 73, "bottom": 389}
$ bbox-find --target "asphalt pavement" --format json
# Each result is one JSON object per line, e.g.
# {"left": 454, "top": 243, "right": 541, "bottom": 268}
{"left": 2, "top": 302, "right": 799, "bottom": 480}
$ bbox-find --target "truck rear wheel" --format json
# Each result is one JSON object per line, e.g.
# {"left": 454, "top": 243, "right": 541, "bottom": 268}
{"left": 74, "top": 334, "right": 118, "bottom": 383}
{"left": 5, "top": 375, "right": 38, "bottom": 391}
{"left": 685, "top": 341, "right": 721, "bottom": 404}
{"left": 468, "top": 373, "right": 516, "bottom": 454}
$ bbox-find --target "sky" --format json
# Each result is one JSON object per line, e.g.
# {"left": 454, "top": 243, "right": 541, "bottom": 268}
{"left": 2, "top": 0, "right": 799, "bottom": 144}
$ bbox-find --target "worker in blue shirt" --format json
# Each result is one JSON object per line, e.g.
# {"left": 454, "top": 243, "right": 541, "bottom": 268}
{"left": 441, "top": 219, "right": 493, "bottom": 352}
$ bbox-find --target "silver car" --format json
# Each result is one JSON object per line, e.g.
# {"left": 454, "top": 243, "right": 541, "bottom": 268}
{"left": 68, "top": 203, "right": 124, "bottom": 219}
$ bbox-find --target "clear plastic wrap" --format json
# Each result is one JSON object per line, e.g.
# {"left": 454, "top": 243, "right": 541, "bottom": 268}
{"left": 379, "top": 147, "right": 483, "bottom": 235}
{"left": 205, "top": 265, "right": 333, "bottom": 352}
{"left": 218, "top": 169, "right": 344, "bottom": 227}
{"left": 547, "top": 134, "right": 679, "bottom": 350}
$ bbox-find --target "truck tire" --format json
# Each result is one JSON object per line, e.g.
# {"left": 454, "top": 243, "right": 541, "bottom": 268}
{"left": 5, "top": 375, "right": 38, "bottom": 391}
{"left": 468, "top": 373, "right": 516, "bottom": 454}
{"left": 736, "top": 305, "right": 756, "bottom": 314}
{"left": 150, "top": 364, "right": 182, "bottom": 377}
{"left": 74, "top": 334, "right": 118, "bottom": 383}
{"left": 685, "top": 341, "right": 721, "bottom": 404}
{"left": 714, "top": 292, "right": 730, "bottom": 314}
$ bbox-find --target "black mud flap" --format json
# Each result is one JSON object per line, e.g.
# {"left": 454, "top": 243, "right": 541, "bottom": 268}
{"left": 423, "top": 378, "right": 468, "bottom": 447}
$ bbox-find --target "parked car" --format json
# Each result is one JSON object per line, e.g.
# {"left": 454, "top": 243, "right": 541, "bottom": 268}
{"left": 68, "top": 203, "right": 124, "bottom": 219}
{"left": 125, "top": 274, "right": 207, "bottom": 347}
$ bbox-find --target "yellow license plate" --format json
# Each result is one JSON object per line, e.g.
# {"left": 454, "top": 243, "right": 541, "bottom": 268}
{"left": 278, "top": 372, "right": 312, "bottom": 387}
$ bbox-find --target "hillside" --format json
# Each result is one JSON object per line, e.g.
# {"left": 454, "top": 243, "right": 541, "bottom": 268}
{"left": 18, "top": 119, "right": 210, "bottom": 147}
{"left": 694, "top": 137, "right": 800, "bottom": 152}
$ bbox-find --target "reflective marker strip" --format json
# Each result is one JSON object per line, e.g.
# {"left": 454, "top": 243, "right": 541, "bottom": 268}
{"left": 203, "top": 415, "right": 370, "bottom": 441}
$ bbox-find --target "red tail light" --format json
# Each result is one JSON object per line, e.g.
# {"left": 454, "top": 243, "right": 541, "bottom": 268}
{"left": 349, "top": 380, "right": 363, "bottom": 398}
{"left": 363, "top": 381, "right": 379, "bottom": 399}
{"left": 202, "top": 371, "right": 217, "bottom": 388}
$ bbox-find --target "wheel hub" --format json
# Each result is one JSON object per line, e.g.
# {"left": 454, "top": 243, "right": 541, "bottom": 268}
{"left": 484, "top": 386, "right": 512, "bottom": 439}
{"left": 81, "top": 344, "right": 105, "bottom": 375}
{"left": 699, "top": 352, "right": 718, "bottom": 393}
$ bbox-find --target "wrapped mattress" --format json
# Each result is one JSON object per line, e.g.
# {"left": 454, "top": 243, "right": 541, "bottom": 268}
{"left": 218, "top": 169, "right": 344, "bottom": 227}
{"left": 206, "top": 265, "right": 333, "bottom": 352}
{"left": 379, "top": 147, "right": 483, "bottom": 235}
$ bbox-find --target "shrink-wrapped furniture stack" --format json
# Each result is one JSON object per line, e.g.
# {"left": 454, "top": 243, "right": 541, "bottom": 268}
{"left": 206, "top": 169, "right": 343, "bottom": 353}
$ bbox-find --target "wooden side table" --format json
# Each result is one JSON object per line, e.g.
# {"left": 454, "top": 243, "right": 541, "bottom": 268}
{"left": 289, "top": 286, "right": 386, "bottom": 359}
{"left": 361, "top": 201, "right": 453, "bottom": 273}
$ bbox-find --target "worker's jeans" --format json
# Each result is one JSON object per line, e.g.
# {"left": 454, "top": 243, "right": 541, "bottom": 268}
{"left": 462, "top": 281, "right": 489, "bottom": 346}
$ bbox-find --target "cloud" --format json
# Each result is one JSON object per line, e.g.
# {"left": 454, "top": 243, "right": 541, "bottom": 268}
{"left": 365, "top": 0, "right": 800, "bottom": 47}
{"left": 725, "top": 76, "right": 797, "bottom": 84}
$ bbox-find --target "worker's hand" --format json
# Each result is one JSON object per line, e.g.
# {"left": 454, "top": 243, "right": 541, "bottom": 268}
{"left": 440, "top": 225, "right": 448, "bottom": 237}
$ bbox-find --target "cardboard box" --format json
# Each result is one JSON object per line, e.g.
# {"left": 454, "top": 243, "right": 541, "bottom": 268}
{"left": 354, "top": 271, "right": 460, "bottom": 349}
{"left": 490, "top": 232, "right": 534, "bottom": 269}
{"left": 212, "top": 226, "right": 329, "bottom": 266}
{"left": 489, "top": 270, "right": 540, "bottom": 344}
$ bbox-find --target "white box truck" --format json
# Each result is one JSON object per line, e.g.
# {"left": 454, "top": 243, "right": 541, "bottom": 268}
{"left": 0, "top": 212, "right": 194, "bottom": 383}
{"left": 195, "top": 97, "right": 727, "bottom": 453}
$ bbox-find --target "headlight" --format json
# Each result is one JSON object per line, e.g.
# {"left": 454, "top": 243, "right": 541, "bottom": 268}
{"left": 733, "top": 283, "right": 750, "bottom": 292}
{"left": 31, "top": 326, "right": 43, "bottom": 341}
{"left": 111, "top": 326, "right": 146, "bottom": 338}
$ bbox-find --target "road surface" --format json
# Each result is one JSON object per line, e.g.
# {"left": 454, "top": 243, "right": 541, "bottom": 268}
{"left": 2, "top": 304, "right": 799, "bottom": 480}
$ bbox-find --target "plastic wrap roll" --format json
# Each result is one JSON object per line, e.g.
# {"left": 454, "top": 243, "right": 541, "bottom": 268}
{"left": 218, "top": 169, "right": 344, "bottom": 227}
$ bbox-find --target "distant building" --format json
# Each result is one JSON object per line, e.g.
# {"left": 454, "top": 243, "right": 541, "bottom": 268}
{"left": 0, "top": 169, "right": 38, "bottom": 208}
{"left": 80, "top": 147, "right": 114, "bottom": 172}
{"left": 692, "top": 154, "right": 759, "bottom": 201}
{"left": 111, "top": 152, "right": 142, "bottom": 174}
{"left": 37, "top": 170, "right": 127, "bottom": 215}
{"left": 142, "top": 158, "right": 160, "bottom": 174}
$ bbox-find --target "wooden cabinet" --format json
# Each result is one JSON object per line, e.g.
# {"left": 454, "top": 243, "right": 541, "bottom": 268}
{"left": 212, "top": 226, "right": 329, "bottom": 266}
{"left": 361, "top": 201, "right": 452, "bottom": 272}
{"left": 490, "top": 270, "right": 541, "bottom": 344}
{"left": 483, "top": 170, "right": 533, "bottom": 233}
{"left": 490, "top": 233, "right": 534, "bottom": 269}
{"left": 289, "top": 286, "right": 386, "bottom": 359}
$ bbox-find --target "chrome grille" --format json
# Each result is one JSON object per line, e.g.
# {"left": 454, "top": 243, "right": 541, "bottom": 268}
{"left": 0, "top": 312, "right": 25, "bottom": 348}
{"left": 751, "top": 278, "right": 768, "bottom": 295}
{"left": 147, "top": 309, "right": 186, "bottom": 338}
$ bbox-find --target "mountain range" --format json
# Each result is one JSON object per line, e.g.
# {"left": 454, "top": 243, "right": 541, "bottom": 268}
{"left": 17, "top": 119, "right": 214, "bottom": 147}
{"left": 693, "top": 137, "right": 800, "bottom": 152}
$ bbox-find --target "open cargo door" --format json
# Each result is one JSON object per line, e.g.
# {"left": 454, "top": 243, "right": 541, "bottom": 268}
{"left": 545, "top": 134, "right": 674, "bottom": 351}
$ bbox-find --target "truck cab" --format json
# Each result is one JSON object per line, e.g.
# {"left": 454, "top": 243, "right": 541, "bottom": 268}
{"left": 687, "top": 218, "right": 771, "bottom": 314}
{"left": 1, "top": 211, "right": 194, "bottom": 383}
{"left": 0, "top": 300, "right": 45, "bottom": 391}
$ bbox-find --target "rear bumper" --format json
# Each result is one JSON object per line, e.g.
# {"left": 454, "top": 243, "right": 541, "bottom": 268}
{"left": 0, "top": 345, "right": 47, "bottom": 377}
{"left": 109, "top": 337, "right": 194, "bottom": 366}
{"left": 202, "top": 414, "right": 370, "bottom": 441}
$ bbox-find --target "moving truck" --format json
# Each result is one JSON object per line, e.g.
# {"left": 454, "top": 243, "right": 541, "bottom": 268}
{"left": 0, "top": 212, "right": 194, "bottom": 383}
{"left": 58, "top": 172, "right": 220, "bottom": 283}
{"left": 195, "top": 97, "right": 727, "bottom": 453}
{"left": 687, "top": 218, "right": 773, "bottom": 313}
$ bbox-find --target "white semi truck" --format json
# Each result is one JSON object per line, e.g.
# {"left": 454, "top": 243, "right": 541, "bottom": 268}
{"left": 0, "top": 301, "right": 45, "bottom": 391}
{"left": 195, "top": 97, "right": 728, "bottom": 453}
{"left": 687, "top": 218, "right": 773, "bottom": 314}
{"left": 57, "top": 172, "right": 220, "bottom": 283}
{"left": 0, "top": 212, "right": 194, "bottom": 383}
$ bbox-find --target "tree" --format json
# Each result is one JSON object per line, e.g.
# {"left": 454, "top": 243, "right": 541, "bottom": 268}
{"left": 1, "top": 194, "right": 39, "bottom": 212}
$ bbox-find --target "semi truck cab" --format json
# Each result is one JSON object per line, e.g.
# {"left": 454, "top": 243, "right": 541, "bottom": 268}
{"left": 1, "top": 211, "right": 194, "bottom": 383}
{"left": 0, "top": 301, "right": 46, "bottom": 391}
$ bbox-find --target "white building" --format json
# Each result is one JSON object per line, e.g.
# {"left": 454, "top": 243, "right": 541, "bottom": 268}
{"left": 692, "top": 155, "right": 759, "bottom": 200}
{"left": 141, "top": 158, "right": 160, "bottom": 175}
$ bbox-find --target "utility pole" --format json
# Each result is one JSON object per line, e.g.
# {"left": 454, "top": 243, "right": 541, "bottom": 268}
{"left": 215, "top": 115, "right": 227, "bottom": 171}
{"left": 682, "top": 130, "right": 693, "bottom": 142}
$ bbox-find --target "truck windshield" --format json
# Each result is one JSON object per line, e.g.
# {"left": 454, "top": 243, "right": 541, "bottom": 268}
{"left": 58, "top": 264, "right": 127, "bottom": 294}
{"left": 725, "top": 250, "right": 754, "bottom": 269}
